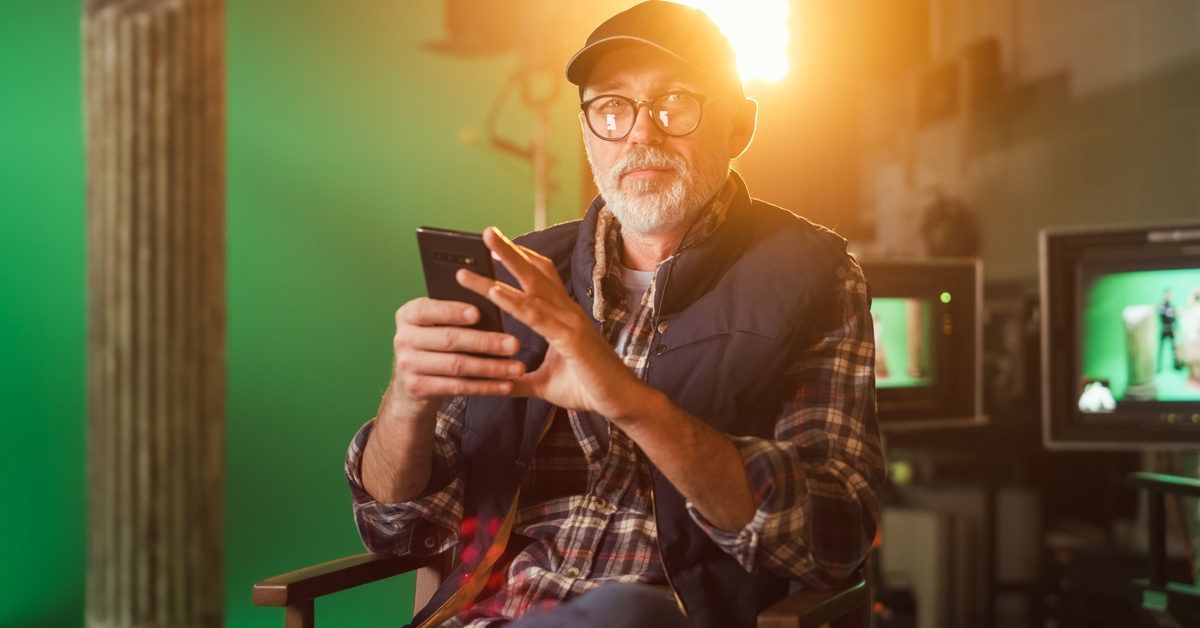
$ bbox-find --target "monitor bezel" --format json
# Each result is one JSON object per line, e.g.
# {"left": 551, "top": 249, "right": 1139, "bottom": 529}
{"left": 1040, "top": 221, "right": 1200, "bottom": 450}
{"left": 859, "top": 257, "right": 987, "bottom": 431}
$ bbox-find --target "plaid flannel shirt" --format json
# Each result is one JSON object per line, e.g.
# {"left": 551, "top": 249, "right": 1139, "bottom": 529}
{"left": 347, "top": 177, "right": 883, "bottom": 626}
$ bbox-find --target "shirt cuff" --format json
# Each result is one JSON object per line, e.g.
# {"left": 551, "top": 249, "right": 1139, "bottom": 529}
{"left": 683, "top": 434, "right": 796, "bottom": 573}
{"left": 684, "top": 495, "right": 771, "bottom": 573}
{"left": 346, "top": 419, "right": 462, "bottom": 556}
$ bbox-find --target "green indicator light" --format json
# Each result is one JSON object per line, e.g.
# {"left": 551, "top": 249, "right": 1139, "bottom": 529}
{"left": 940, "top": 292, "right": 952, "bottom": 304}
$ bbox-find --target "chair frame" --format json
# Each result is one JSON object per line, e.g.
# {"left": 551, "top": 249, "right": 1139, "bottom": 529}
{"left": 253, "top": 552, "right": 870, "bottom": 628}
{"left": 1125, "top": 472, "right": 1200, "bottom": 622}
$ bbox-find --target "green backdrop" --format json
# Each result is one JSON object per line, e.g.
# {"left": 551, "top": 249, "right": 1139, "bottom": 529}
{"left": 0, "top": 2, "right": 87, "bottom": 626}
{"left": 1, "top": 2, "right": 584, "bottom": 625}
{"left": 1082, "top": 269, "right": 1200, "bottom": 401}
{"left": 871, "top": 297, "right": 933, "bottom": 389}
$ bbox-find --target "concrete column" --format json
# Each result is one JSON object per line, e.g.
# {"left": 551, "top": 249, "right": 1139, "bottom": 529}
{"left": 84, "top": 0, "right": 225, "bottom": 626}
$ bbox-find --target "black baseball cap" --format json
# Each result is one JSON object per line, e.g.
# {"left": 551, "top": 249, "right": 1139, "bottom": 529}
{"left": 565, "top": 1, "right": 744, "bottom": 96}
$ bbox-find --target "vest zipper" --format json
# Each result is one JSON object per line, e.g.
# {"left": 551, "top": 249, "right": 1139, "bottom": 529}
{"left": 414, "top": 405, "right": 559, "bottom": 627}
{"left": 649, "top": 477, "right": 687, "bottom": 617}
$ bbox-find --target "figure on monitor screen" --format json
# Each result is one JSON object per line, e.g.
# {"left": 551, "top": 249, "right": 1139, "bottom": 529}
{"left": 1158, "top": 288, "right": 1182, "bottom": 372}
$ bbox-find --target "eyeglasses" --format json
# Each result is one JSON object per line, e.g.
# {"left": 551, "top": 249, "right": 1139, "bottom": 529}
{"left": 580, "top": 91, "right": 720, "bottom": 141}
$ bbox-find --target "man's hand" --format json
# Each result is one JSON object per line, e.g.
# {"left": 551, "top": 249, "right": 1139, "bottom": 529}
{"left": 382, "top": 296, "right": 524, "bottom": 421}
{"left": 363, "top": 292, "right": 524, "bottom": 504}
{"left": 454, "top": 227, "right": 756, "bottom": 531}
{"left": 456, "top": 227, "right": 650, "bottom": 421}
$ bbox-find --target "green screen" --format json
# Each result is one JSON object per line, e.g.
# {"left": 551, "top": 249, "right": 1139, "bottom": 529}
{"left": 225, "top": 2, "right": 584, "bottom": 626}
{"left": 0, "top": 2, "right": 86, "bottom": 626}
{"left": 1081, "top": 268, "right": 1200, "bottom": 402}
{"left": 871, "top": 297, "right": 934, "bottom": 389}
{"left": 2, "top": 2, "right": 586, "bottom": 626}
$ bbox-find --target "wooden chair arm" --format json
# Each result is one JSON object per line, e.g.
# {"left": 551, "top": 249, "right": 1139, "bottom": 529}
{"left": 252, "top": 552, "right": 433, "bottom": 608}
{"left": 757, "top": 575, "right": 870, "bottom": 628}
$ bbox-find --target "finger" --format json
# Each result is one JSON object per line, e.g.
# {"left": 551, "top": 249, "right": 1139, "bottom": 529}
{"left": 510, "top": 243, "right": 558, "bottom": 280}
{"left": 455, "top": 267, "right": 500, "bottom": 301}
{"left": 483, "top": 227, "right": 549, "bottom": 289}
{"left": 405, "top": 373, "right": 516, "bottom": 398}
{"left": 457, "top": 269, "right": 581, "bottom": 345}
{"left": 486, "top": 281, "right": 586, "bottom": 344}
{"left": 399, "top": 321, "right": 520, "bottom": 357}
{"left": 397, "top": 297, "right": 483, "bottom": 328}
{"left": 396, "top": 346, "right": 525, "bottom": 381}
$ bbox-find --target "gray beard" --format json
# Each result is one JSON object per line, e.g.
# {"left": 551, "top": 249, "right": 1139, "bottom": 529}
{"left": 586, "top": 144, "right": 730, "bottom": 238}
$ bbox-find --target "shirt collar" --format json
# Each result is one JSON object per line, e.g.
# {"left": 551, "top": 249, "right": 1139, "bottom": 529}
{"left": 589, "top": 173, "right": 738, "bottom": 323}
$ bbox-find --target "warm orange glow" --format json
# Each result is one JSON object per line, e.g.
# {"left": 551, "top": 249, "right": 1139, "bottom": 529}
{"left": 675, "top": 0, "right": 791, "bottom": 83}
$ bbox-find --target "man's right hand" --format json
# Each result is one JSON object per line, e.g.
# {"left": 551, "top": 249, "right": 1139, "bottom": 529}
{"left": 363, "top": 296, "right": 523, "bottom": 504}
{"left": 384, "top": 296, "right": 524, "bottom": 419}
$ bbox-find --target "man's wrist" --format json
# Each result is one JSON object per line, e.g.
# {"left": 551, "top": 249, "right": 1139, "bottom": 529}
{"left": 605, "top": 381, "right": 668, "bottom": 428}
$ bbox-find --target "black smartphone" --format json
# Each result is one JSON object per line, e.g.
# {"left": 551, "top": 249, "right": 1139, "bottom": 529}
{"left": 416, "top": 227, "right": 505, "bottom": 333}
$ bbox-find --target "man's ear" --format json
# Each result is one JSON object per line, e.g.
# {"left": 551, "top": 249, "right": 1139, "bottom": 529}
{"left": 727, "top": 97, "right": 758, "bottom": 159}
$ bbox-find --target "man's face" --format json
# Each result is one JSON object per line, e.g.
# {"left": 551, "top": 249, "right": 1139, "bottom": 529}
{"left": 580, "top": 46, "right": 738, "bottom": 238}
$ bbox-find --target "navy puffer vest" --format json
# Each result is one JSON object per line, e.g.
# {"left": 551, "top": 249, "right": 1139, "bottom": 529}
{"left": 412, "top": 175, "right": 849, "bottom": 628}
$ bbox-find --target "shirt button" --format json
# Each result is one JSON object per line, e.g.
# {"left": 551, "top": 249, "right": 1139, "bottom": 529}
{"left": 594, "top": 497, "right": 608, "bottom": 509}
{"left": 654, "top": 345, "right": 666, "bottom": 356}
{"left": 565, "top": 567, "right": 580, "bottom": 578}
{"left": 657, "top": 321, "right": 669, "bottom": 333}
{"left": 423, "top": 536, "right": 437, "bottom": 549}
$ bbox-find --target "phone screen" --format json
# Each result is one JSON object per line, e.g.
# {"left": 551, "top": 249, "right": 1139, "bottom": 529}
{"left": 416, "top": 227, "right": 505, "bottom": 333}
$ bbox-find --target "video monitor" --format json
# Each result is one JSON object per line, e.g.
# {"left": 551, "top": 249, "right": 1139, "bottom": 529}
{"left": 1041, "top": 222, "right": 1200, "bottom": 449}
{"left": 859, "top": 258, "right": 985, "bottom": 430}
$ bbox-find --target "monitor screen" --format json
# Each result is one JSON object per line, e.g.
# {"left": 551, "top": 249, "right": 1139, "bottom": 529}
{"left": 873, "top": 297, "right": 935, "bottom": 390}
{"left": 859, "top": 258, "right": 984, "bottom": 430}
{"left": 1041, "top": 222, "right": 1200, "bottom": 448}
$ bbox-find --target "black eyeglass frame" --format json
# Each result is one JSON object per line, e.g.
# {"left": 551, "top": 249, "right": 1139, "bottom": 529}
{"left": 579, "top": 90, "right": 723, "bottom": 141}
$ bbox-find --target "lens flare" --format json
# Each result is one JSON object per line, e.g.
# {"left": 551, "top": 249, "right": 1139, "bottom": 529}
{"left": 674, "top": 0, "right": 790, "bottom": 83}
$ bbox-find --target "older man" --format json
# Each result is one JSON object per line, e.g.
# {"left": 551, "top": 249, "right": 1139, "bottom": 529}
{"left": 348, "top": 2, "right": 884, "bottom": 627}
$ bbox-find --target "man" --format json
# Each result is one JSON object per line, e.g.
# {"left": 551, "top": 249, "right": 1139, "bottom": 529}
{"left": 348, "top": 3, "right": 884, "bottom": 627}
{"left": 1158, "top": 288, "right": 1180, "bottom": 372}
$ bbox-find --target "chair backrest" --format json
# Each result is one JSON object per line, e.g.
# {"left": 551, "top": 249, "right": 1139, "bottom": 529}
{"left": 1125, "top": 472, "right": 1200, "bottom": 622}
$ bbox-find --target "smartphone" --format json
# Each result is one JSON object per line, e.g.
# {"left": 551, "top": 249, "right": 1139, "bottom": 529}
{"left": 416, "top": 227, "right": 505, "bottom": 333}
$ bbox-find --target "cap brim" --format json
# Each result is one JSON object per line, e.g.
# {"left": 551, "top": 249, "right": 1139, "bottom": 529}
{"left": 564, "top": 36, "right": 696, "bottom": 87}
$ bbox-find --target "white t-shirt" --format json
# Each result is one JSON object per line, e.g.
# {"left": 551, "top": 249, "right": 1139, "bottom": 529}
{"left": 586, "top": 263, "right": 657, "bottom": 452}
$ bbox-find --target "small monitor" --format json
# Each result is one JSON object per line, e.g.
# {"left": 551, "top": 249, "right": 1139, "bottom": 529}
{"left": 1040, "top": 222, "right": 1200, "bottom": 449}
{"left": 859, "top": 258, "right": 985, "bottom": 430}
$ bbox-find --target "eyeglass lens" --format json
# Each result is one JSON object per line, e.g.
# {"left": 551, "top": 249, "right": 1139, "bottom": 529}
{"left": 586, "top": 93, "right": 704, "bottom": 140}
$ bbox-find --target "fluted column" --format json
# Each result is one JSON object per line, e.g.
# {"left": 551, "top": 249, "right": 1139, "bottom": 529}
{"left": 84, "top": 0, "right": 225, "bottom": 626}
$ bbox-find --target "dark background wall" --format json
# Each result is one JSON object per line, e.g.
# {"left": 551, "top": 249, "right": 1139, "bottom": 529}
{"left": 852, "top": 0, "right": 1200, "bottom": 281}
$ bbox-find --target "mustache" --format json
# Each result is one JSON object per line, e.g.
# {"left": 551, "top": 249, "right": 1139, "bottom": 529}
{"left": 614, "top": 146, "right": 686, "bottom": 178}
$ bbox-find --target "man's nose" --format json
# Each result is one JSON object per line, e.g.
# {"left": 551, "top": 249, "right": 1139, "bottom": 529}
{"left": 626, "top": 103, "right": 666, "bottom": 145}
